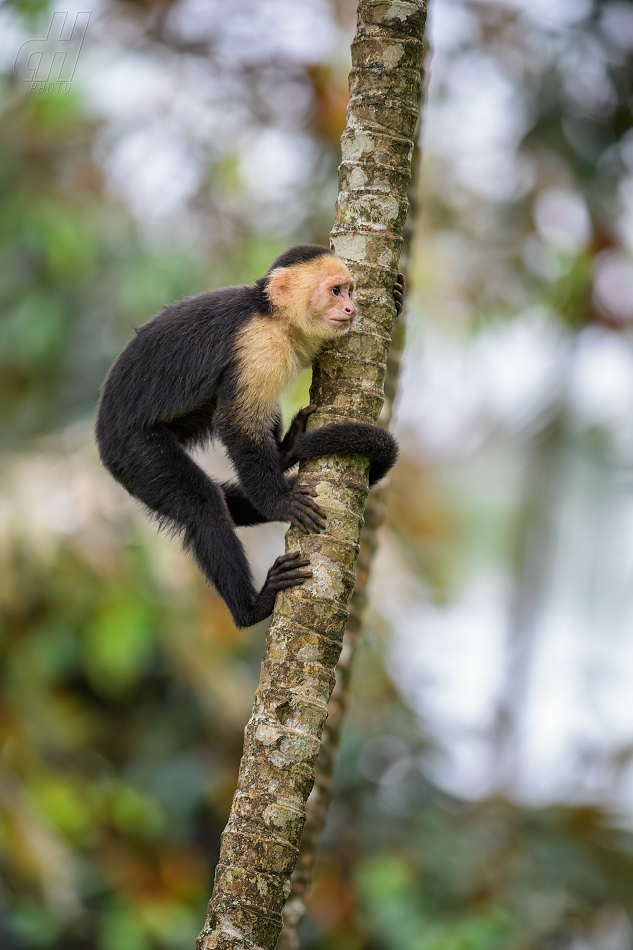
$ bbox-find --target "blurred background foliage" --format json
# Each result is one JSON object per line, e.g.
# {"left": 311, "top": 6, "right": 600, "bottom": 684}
{"left": 2, "top": 0, "right": 633, "bottom": 948}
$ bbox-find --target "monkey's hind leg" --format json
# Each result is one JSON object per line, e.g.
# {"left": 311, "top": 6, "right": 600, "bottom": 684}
{"left": 184, "top": 509, "right": 312, "bottom": 627}
{"left": 102, "top": 424, "right": 312, "bottom": 627}
{"left": 221, "top": 482, "right": 269, "bottom": 527}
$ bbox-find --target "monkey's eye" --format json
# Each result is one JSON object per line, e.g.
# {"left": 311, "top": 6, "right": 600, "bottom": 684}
{"left": 332, "top": 286, "right": 340, "bottom": 295}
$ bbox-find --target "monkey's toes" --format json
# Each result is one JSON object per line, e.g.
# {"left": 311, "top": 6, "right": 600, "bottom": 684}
{"left": 275, "top": 551, "right": 305, "bottom": 565}
{"left": 267, "top": 552, "right": 312, "bottom": 589}
{"left": 271, "top": 552, "right": 310, "bottom": 570}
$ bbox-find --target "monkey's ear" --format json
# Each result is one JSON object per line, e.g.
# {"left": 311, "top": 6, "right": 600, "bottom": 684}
{"left": 267, "top": 268, "right": 292, "bottom": 307}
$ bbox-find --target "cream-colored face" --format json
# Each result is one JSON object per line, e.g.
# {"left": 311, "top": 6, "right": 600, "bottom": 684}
{"left": 267, "top": 255, "right": 357, "bottom": 337}
{"left": 308, "top": 263, "right": 357, "bottom": 332}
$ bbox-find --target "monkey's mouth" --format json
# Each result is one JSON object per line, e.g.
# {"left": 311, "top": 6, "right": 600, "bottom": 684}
{"left": 330, "top": 315, "right": 355, "bottom": 326}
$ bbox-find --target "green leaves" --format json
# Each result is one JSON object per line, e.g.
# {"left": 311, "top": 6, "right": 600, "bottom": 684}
{"left": 83, "top": 597, "right": 154, "bottom": 698}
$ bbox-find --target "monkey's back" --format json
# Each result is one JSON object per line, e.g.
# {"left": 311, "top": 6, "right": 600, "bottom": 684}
{"left": 96, "top": 284, "right": 266, "bottom": 452}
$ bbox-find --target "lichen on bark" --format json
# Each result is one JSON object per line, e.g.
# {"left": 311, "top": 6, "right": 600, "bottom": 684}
{"left": 196, "top": 3, "right": 426, "bottom": 949}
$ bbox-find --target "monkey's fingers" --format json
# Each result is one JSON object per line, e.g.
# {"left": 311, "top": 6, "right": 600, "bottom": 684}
{"left": 275, "top": 551, "right": 307, "bottom": 565}
{"left": 290, "top": 512, "right": 324, "bottom": 533}
{"left": 283, "top": 486, "right": 326, "bottom": 531}
{"left": 293, "top": 501, "right": 326, "bottom": 529}
{"left": 302, "top": 514, "right": 327, "bottom": 532}
{"left": 294, "top": 496, "right": 326, "bottom": 524}
{"left": 394, "top": 273, "right": 405, "bottom": 313}
{"left": 297, "top": 484, "right": 319, "bottom": 499}
{"left": 305, "top": 501, "right": 327, "bottom": 520}
{"left": 290, "top": 404, "right": 318, "bottom": 436}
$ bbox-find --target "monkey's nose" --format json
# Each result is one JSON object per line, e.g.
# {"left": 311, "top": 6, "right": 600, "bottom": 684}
{"left": 344, "top": 302, "right": 356, "bottom": 316}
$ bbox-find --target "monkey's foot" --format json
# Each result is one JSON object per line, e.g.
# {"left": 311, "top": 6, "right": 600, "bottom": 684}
{"left": 249, "top": 552, "right": 312, "bottom": 624}
{"left": 265, "top": 551, "right": 312, "bottom": 591}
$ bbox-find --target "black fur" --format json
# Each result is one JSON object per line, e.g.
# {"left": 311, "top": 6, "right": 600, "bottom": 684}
{"left": 253, "top": 246, "right": 333, "bottom": 314}
{"left": 96, "top": 249, "right": 398, "bottom": 628}
{"left": 267, "top": 244, "right": 333, "bottom": 272}
{"left": 287, "top": 423, "right": 398, "bottom": 486}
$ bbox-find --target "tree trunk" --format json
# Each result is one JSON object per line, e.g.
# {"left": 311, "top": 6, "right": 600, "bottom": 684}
{"left": 196, "top": 4, "right": 426, "bottom": 948}
{"left": 277, "top": 130, "right": 425, "bottom": 950}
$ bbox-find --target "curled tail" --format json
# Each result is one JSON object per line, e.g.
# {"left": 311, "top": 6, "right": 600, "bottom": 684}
{"left": 291, "top": 422, "right": 398, "bottom": 486}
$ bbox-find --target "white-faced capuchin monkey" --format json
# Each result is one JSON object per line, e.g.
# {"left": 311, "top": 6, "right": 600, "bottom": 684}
{"left": 96, "top": 245, "right": 401, "bottom": 627}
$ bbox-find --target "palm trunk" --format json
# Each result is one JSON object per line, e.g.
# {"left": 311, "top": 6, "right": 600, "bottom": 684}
{"left": 277, "top": 129, "right": 425, "bottom": 950}
{"left": 197, "top": 4, "right": 426, "bottom": 948}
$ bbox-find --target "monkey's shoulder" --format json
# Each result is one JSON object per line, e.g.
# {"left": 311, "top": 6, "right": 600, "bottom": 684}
{"left": 143, "top": 284, "right": 265, "bottom": 337}
{"left": 100, "top": 286, "right": 266, "bottom": 424}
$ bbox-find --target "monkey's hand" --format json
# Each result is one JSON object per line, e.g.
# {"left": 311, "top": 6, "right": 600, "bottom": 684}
{"left": 280, "top": 404, "right": 317, "bottom": 469}
{"left": 275, "top": 483, "right": 326, "bottom": 533}
{"left": 250, "top": 552, "right": 313, "bottom": 624}
{"left": 394, "top": 272, "right": 405, "bottom": 315}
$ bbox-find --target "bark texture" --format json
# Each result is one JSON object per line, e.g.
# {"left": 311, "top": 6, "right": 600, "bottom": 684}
{"left": 196, "top": 4, "right": 426, "bottom": 948}
{"left": 277, "top": 126, "right": 424, "bottom": 950}
{"left": 275, "top": 445, "right": 393, "bottom": 950}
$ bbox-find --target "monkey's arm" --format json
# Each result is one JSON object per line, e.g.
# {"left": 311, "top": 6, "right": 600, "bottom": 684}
{"left": 222, "top": 407, "right": 317, "bottom": 526}
{"left": 214, "top": 395, "right": 326, "bottom": 534}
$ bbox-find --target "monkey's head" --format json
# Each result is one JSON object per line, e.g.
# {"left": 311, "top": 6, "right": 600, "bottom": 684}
{"left": 265, "top": 245, "right": 357, "bottom": 340}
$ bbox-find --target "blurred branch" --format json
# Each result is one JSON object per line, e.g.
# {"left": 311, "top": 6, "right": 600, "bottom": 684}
{"left": 492, "top": 407, "right": 566, "bottom": 789}
{"left": 196, "top": 3, "right": 426, "bottom": 948}
{"left": 491, "top": 335, "right": 579, "bottom": 791}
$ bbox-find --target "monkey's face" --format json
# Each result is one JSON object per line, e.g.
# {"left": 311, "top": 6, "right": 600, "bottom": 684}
{"left": 267, "top": 254, "right": 358, "bottom": 340}
{"left": 317, "top": 277, "right": 357, "bottom": 332}
{"left": 307, "top": 262, "right": 357, "bottom": 335}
